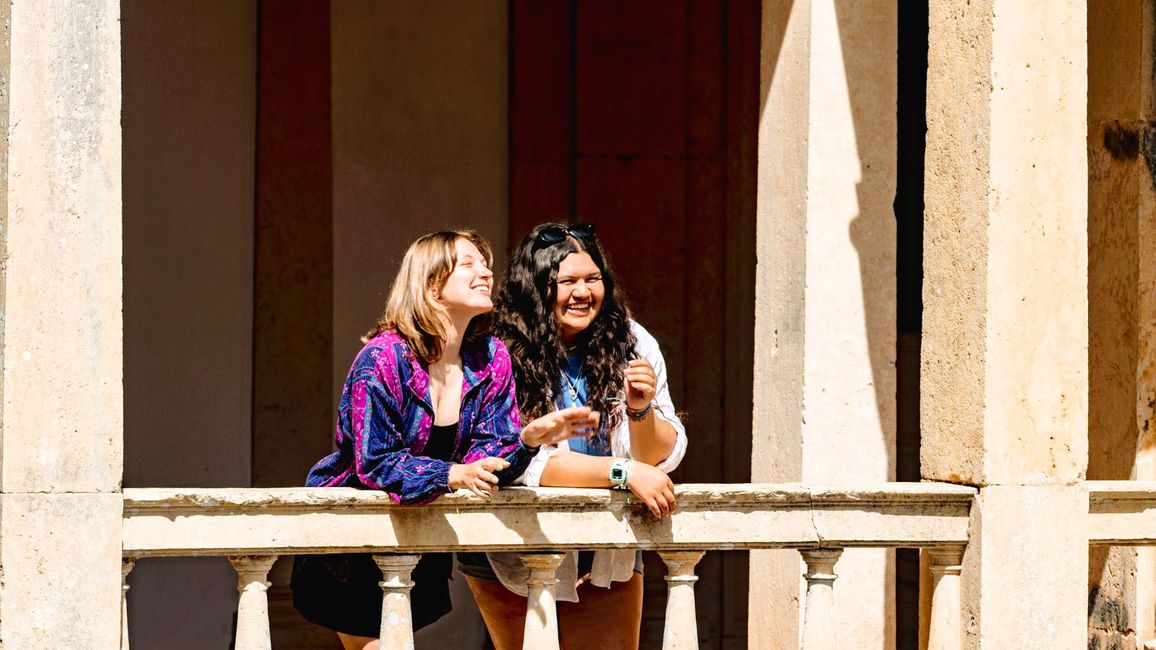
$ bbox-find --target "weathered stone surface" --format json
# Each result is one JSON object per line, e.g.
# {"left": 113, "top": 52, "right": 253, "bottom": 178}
{"left": 122, "top": 484, "right": 973, "bottom": 556}
{"left": 0, "top": 2, "right": 124, "bottom": 647}
{"left": 922, "top": 0, "right": 1088, "bottom": 486}
{"left": 963, "top": 485, "right": 1088, "bottom": 649}
{"left": 1, "top": 0, "right": 123, "bottom": 493}
{"left": 1088, "top": 546, "right": 1139, "bottom": 650}
{"left": 0, "top": 493, "right": 122, "bottom": 647}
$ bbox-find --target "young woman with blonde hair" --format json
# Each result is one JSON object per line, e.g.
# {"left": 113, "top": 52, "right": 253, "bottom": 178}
{"left": 291, "top": 230, "right": 597, "bottom": 650}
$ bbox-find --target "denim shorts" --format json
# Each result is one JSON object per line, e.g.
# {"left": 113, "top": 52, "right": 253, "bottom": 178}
{"left": 457, "top": 550, "right": 644, "bottom": 581}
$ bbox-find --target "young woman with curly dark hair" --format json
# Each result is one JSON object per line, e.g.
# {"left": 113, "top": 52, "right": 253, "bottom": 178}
{"left": 459, "top": 222, "right": 688, "bottom": 649}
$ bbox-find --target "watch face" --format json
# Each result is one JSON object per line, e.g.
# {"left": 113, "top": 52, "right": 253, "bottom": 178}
{"left": 611, "top": 467, "right": 625, "bottom": 481}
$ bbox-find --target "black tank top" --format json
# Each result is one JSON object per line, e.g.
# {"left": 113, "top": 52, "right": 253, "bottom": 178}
{"left": 423, "top": 422, "right": 458, "bottom": 461}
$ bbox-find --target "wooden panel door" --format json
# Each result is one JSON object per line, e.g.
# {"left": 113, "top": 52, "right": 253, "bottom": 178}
{"left": 510, "top": 2, "right": 759, "bottom": 646}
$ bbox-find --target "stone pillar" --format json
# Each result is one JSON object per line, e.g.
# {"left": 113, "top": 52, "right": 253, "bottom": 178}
{"left": 229, "top": 555, "right": 278, "bottom": 650}
{"left": 799, "top": 549, "right": 843, "bottom": 650}
{"left": 1086, "top": 0, "right": 1156, "bottom": 647}
{"left": 122, "top": 559, "right": 136, "bottom": 649}
{"left": 752, "top": 0, "right": 897, "bottom": 647}
{"left": 0, "top": 1, "right": 124, "bottom": 647}
{"left": 373, "top": 554, "right": 421, "bottom": 650}
{"left": 520, "top": 553, "right": 564, "bottom": 650}
{"left": 922, "top": 1, "right": 1088, "bottom": 648}
{"left": 925, "top": 547, "right": 963, "bottom": 650}
{"left": 659, "top": 550, "right": 705, "bottom": 650}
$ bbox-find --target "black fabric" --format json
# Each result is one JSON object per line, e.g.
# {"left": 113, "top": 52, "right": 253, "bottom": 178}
{"left": 291, "top": 552, "right": 452, "bottom": 637}
{"left": 421, "top": 422, "right": 458, "bottom": 464}
{"left": 291, "top": 423, "right": 459, "bottom": 637}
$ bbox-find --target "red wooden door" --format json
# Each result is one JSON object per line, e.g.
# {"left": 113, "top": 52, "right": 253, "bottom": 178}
{"left": 509, "top": 2, "right": 759, "bottom": 646}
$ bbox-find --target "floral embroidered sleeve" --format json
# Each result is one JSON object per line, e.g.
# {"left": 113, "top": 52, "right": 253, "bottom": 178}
{"left": 350, "top": 372, "right": 452, "bottom": 505}
{"left": 461, "top": 340, "right": 536, "bottom": 486}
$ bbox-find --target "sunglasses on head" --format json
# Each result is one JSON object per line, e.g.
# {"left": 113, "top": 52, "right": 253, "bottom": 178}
{"left": 534, "top": 223, "right": 596, "bottom": 248}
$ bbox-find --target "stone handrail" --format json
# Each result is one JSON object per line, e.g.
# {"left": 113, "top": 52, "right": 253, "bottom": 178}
{"left": 120, "top": 483, "right": 977, "bottom": 650}
{"left": 1089, "top": 480, "right": 1156, "bottom": 545}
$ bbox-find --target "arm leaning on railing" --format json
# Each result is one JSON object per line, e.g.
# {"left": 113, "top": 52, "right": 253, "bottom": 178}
{"left": 121, "top": 483, "right": 975, "bottom": 650}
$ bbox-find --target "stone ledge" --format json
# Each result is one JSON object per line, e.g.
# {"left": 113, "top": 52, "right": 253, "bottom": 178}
{"left": 123, "top": 483, "right": 975, "bottom": 557}
{"left": 1089, "top": 480, "right": 1156, "bottom": 545}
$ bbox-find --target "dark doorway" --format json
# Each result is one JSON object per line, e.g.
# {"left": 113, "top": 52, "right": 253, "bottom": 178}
{"left": 896, "top": 2, "right": 928, "bottom": 649}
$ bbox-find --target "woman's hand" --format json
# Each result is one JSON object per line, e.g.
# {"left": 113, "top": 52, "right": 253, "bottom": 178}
{"left": 520, "top": 406, "right": 600, "bottom": 448}
{"left": 626, "top": 461, "right": 676, "bottom": 518}
{"left": 449, "top": 457, "right": 509, "bottom": 497}
{"left": 624, "top": 359, "right": 657, "bottom": 410}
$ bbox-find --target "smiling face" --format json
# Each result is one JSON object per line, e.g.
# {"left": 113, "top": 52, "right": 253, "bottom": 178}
{"left": 438, "top": 237, "right": 493, "bottom": 318}
{"left": 553, "top": 251, "right": 604, "bottom": 343}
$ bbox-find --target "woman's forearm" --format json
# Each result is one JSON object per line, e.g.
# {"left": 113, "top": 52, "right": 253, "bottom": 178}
{"left": 539, "top": 451, "right": 616, "bottom": 487}
{"left": 628, "top": 413, "right": 678, "bottom": 465}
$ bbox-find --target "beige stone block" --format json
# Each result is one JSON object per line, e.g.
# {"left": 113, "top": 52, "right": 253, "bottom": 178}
{"left": 922, "top": 0, "right": 1088, "bottom": 485}
{"left": 0, "top": 493, "right": 122, "bottom": 647}
{"left": 1, "top": 0, "right": 123, "bottom": 493}
{"left": 963, "top": 485, "right": 1087, "bottom": 649}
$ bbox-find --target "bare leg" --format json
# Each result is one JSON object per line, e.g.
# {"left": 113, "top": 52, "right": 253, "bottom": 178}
{"left": 466, "top": 572, "right": 644, "bottom": 650}
{"left": 464, "top": 575, "right": 528, "bottom": 650}
{"left": 337, "top": 632, "right": 378, "bottom": 650}
{"left": 559, "top": 574, "right": 643, "bottom": 650}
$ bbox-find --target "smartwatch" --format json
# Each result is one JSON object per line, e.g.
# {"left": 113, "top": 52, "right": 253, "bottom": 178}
{"left": 609, "top": 458, "right": 633, "bottom": 488}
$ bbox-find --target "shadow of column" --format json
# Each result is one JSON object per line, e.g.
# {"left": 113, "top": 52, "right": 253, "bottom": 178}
{"left": 832, "top": 1, "right": 899, "bottom": 648}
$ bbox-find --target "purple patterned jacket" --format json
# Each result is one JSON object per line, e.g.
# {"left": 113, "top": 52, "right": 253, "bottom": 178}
{"left": 305, "top": 330, "right": 536, "bottom": 505}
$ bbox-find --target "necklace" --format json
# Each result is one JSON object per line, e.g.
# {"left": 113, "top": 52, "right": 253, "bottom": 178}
{"left": 561, "top": 370, "right": 580, "bottom": 400}
{"left": 560, "top": 357, "right": 584, "bottom": 403}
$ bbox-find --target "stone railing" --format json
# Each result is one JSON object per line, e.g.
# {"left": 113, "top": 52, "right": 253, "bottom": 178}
{"left": 121, "top": 483, "right": 976, "bottom": 650}
{"left": 1089, "top": 481, "right": 1156, "bottom": 546}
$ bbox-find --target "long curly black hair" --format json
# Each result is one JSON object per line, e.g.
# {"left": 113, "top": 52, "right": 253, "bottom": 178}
{"left": 492, "top": 223, "right": 636, "bottom": 434}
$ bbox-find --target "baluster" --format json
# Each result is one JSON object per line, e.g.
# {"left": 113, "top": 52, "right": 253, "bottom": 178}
{"left": 658, "top": 550, "right": 706, "bottom": 650}
{"left": 519, "top": 553, "right": 565, "bottom": 650}
{"left": 800, "top": 548, "right": 843, "bottom": 650}
{"left": 926, "top": 546, "right": 964, "bottom": 650}
{"left": 121, "top": 558, "right": 135, "bottom": 649}
{"left": 228, "top": 555, "right": 278, "bottom": 650}
{"left": 373, "top": 554, "right": 421, "bottom": 650}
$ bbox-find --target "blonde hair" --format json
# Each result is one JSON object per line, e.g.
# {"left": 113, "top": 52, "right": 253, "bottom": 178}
{"left": 364, "top": 230, "right": 494, "bottom": 363}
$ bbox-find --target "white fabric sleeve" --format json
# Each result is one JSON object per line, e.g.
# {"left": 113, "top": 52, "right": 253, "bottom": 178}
{"left": 620, "top": 321, "right": 687, "bottom": 473}
{"left": 516, "top": 441, "right": 562, "bottom": 487}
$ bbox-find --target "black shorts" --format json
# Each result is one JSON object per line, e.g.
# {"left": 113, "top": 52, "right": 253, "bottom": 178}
{"left": 290, "top": 552, "right": 452, "bottom": 638}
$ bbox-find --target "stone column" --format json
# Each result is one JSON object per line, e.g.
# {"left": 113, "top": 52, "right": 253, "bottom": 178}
{"left": 799, "top": 548, "right": 843, "bottom": 650}
{"left": 1086, "top": 0, "right": 1156, "bottom": 647}
{"left": 520, "top": 553, "right": 564, "bottom": 650}
{"left": 659, "top": 550, "right": 706, "bottom": 650}
{"left": 922, "top": 1, "right": 1088, "bottom": 648}
{"left": 0, "top": 1, "right": 124, "bottom": 647}
{"left": 229, "top": 555, "right": 278, "bottom": 650}
{"left": 122, "top": 558, "right": 136, "bottom": 649}
{"left": 925, "top": 547, "right": 963, "bottom": 650}
{"left": 373, "top": 554, "right": 421, "bottom": 650}
{"left": 752, "top": 0, "right": 897, "bottom": 647}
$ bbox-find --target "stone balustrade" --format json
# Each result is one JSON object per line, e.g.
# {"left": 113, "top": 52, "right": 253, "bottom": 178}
{"left": 1088, "top": 481, "right": 1156, "bottom": 546}
{"left": 121, "top": 483, "right": 975, "bottom": 649}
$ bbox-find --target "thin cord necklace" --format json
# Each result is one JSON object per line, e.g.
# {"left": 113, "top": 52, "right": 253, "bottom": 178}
{"left": 561, "top": 364, "right": 581, "bottom": 401}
